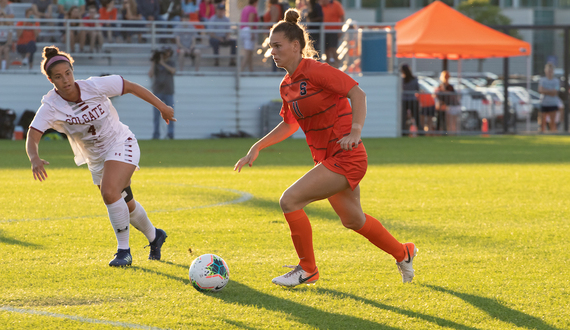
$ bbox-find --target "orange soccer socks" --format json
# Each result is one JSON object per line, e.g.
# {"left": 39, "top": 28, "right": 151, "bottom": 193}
{"left": 284, "top": 209, "right": 317, "bottom": 273}
{"left": 355, "top": 214, "right": 406, "bottom": 262}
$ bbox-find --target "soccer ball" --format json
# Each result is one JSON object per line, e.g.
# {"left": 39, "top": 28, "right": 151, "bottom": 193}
{"left": 188, "top": 254, "right": 230, "bottom": 292}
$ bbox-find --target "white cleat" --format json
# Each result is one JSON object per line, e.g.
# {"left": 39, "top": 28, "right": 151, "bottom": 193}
{"left": 272, "top": 265, "right": 319, "bottom": 287}
{"left": 396, "top": 242, "right": 418, "bottom": 283}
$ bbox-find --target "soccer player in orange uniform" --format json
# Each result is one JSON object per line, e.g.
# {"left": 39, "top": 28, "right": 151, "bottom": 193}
{"left": 234, "top": 9, "right": 417, "bottom": 287}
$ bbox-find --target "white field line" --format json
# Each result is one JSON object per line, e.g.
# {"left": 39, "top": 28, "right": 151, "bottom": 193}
{"left": 0, "top": 185, "right": 253, "bottom": 224}
{"left": 0, "top": 306, "right": 169, "bottom": 329}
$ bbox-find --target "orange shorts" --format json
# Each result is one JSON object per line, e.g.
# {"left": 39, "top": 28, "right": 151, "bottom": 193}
{"left": 321, "top": 142, "right": 368, "bottom": 190}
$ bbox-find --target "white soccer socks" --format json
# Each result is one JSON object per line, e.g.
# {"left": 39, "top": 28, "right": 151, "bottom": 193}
{"left": 129, "top": 201, "right": 156, "bottom": 243}
{"left": 106, "top": 198, "right": 130, "bottom": 250}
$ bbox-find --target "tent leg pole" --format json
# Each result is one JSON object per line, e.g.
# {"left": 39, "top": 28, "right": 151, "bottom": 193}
{"left": 503, "top": 57, "right": 510, "bottom": 134}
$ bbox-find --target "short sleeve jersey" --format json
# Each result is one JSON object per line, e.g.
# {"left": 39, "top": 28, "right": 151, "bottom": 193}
{"left": 30, "top": 75, "right": 132, "bottom": 167}
{"left": 279, "top": 58, "right": 358, "bottom": 164}
{"left": 539, "top": 77, "right": 560, "bottom": 107}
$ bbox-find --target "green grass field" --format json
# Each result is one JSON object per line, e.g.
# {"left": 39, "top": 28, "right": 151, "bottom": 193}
{"left": 1, "top": 136, "right": 569, "bottom": 330}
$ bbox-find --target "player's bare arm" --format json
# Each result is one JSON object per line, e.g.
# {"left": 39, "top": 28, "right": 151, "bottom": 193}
{"left": 234, "top": 121, "right": 299, "bottom": 172}
{"left": 123, "top": 80, "right": 177, "bottom": 124}
{"left": 338, "top": 85, "right": 366, "bottom": 151}
{"left": 26, "top": 128, "right": 50, "bottom": 182}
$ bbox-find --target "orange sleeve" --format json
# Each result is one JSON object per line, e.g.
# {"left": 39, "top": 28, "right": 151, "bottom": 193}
{"left": 310, "top": 62, "right": 357, "bottom": 96}
{"left": 279, "top": 99, "right": 297, "bottom": 124}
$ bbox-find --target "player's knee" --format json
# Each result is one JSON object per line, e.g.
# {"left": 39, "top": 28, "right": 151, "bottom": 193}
{"left": 100, "top": 187, "right": 121, "bottom": 205}
{"left": 279, "top": 192, "right": 296, "bottom": 213}
{"left": 341, "top": 214, "right": 366, "bottom": 230}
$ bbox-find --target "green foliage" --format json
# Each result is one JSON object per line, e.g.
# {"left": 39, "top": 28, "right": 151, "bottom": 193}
{"left": 458, "top": 0, "right": 511, "bottom": 25}
{"left": 1, "top": 136, "right": 569, "bottom": 329}
{"left": 458, "top": 0, "right": 522, "bottom": 39}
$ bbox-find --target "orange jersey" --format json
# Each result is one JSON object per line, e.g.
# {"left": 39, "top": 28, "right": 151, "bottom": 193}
{"left": 322, "top": 0, "right": 344, "bottom": 30}
{"left": 279, "top": 58, "right": 358, "bottom": 165}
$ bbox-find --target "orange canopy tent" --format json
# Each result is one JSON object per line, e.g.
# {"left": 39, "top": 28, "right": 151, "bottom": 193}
{"left": 395, "top": 1, "right": 531, "bottom": 59}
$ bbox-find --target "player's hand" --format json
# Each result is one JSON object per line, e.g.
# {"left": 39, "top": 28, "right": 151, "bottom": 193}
{"left": 160, "top": 105, "right": 177, "bottom": 124}
{"left": 31, "top": 158, "right": 50, "bottom": 182}
{"left": 234, "top": 148, "right": 259, "bottom": 173}
{"left": 337, "top": 132, "right": 361, "bottom": 151}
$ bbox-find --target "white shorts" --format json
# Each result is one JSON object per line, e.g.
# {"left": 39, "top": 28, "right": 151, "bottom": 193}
{"left": 240, "top": 27, "right": 254, "bottom": 51}
{"left": 89, "top": 135, "right": 141, "bottom": 185}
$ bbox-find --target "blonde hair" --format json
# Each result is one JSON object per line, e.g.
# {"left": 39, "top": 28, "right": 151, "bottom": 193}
{"left": 271, "top": 9, "right": 319, "bottom": 59}
{"left": 440, "top": 70, "right": 449, "bottom": 82}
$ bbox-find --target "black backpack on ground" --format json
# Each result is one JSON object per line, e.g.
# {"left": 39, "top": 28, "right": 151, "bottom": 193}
{"left": 18, "top": 110, "right": 37, "bottom": 137}
{"left": 0, "top": 108, "right": 16, "bottom": 139}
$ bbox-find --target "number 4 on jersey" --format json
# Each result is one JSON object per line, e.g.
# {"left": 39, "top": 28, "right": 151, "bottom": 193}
{"left": 88, "top": 125, "right": 97, "bottom": 135}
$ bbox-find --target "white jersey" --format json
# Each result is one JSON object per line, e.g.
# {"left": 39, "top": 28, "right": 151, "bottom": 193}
{"left": 30, "top": 75, "right": 133, "bottom": 166}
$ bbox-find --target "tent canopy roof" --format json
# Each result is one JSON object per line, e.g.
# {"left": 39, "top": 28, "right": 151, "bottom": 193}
{"left": 395, "top": 1, "right": 531, "bottom": 59}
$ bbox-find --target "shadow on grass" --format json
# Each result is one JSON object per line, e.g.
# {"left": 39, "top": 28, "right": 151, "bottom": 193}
{"left": 315, "top": 288, "right": 478, "bottom": 330}
{"left": 241, "top": 196, "right": 341, "bottom": 222}
{"left": 0, "top": 230, "right": 42, "bottom": 248}
{"left": 130, "top": 265, "right": 190, "bottom": 285}
{"left": 212, "top": 281, "right": 398, "bottom": 330}
{"left": 424, "top": 284, "right": 560, "bottom": 330}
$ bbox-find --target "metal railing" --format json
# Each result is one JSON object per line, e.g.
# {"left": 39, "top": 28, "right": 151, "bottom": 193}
{"left": 0, "top": 17, "right": 397, "bottom": 75}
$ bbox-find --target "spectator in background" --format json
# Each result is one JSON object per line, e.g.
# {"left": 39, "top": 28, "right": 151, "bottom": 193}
{"left": 262, "top": 0, "right": 282, "bottom": 71}
{"left": 0, "top": 10, "right": 13, "bottom": 71}
{"left": 85, "top": 0, "right": 100, "bottom": 10}
{"left": 208, "top": 3, "right": 236, "bottom": 67}
{"left": 163, "top": 0, "right": 184, "bottom": 21}
{"left": 149, "top": 46, "right": 176, "bottom": 139}
{"left": 31, "top": 0, "right": 54, "bottom": 19}
{"left": 82, "top": 5, "right": 103, "bottom": 52}
{"left": 319, "top": 0, "right": 343, "bottom": 68}
{"left": 64, "top": 5, "right": 85, "bottom": 52}
{"left": 99, "top": 0, "right": 117, "bottom": 43}
{"left": 58, "top": 0, "right": 86, "bottom": 17}
{"left": 401, "top": 64, "right": 419, "bottom": 134}
{"left": 295, "top": 0, "right": 308, "bottom": 21}
{"left": 182, "top": 0, "right": 199, "bottom": 18}
{"left": 538, "top": 62, "right": 561, "bottom": 133}
{"left": 136, "top": 0, "right": 161, "bottom": 21}
{"left": 198, "top": 0, "right": 214, "bottom": 21}
{"left": 435, "top": 70, "right": 461, "bottom": 133}
{"left": 416, "top": 87, "right": 436, "bottom": 134}
{"left": 16, "top": 8, "right": 40, "bottom": 69}
{"left": 306, "top": 0, "right": 322, "bottom": 53}
{"left": 0, "top": 0, "right": 14, "bottom": 18}
{"left": 175, "top": 14, "right": 201, "bottom": 71}
{"left": 262, "top": 0, "right": 282, "bottom": 24}
{"left": 121, "top": 0, "right": 143, "bottom": 43}
{"left": 239, "top": 0, "right": 258, "bottom": 72}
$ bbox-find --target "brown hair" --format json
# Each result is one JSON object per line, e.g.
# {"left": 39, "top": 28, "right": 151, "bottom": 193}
{"left": 271, "top": 8, "right": 319, "bottom": 59}
{"left": 40, "top": 46, "right": 74, "bottom": 78}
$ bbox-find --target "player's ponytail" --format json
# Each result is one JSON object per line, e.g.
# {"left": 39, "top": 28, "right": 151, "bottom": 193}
{"left": 41, "top": 46, "right": 74, "bottom": 78}
{"left": 271, "top": 8, "right": 319, "bottom": 59}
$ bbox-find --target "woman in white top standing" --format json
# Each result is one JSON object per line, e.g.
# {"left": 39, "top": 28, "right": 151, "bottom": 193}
{"left": 26, "top": 46, "right": 176, "bottom": 267}
{"left": 538, "top": 62, "right": 561, "bottom": 133}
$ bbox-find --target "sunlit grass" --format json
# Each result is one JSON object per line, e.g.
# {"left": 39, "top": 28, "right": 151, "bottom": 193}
{"left": 1, "top": 136, "right": 569, "bottom": 329}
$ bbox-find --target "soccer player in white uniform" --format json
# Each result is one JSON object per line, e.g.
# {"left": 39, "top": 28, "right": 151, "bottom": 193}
{"left": 26, "top": 46, "right": 176, "bottom": 267}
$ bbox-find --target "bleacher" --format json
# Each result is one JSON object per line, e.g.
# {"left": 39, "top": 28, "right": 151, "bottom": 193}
{"left": 0, "top": 1, "right": 254, "bottom": 72}
{"left": 1, "top": 16, "right": 256, "bottom": 72}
